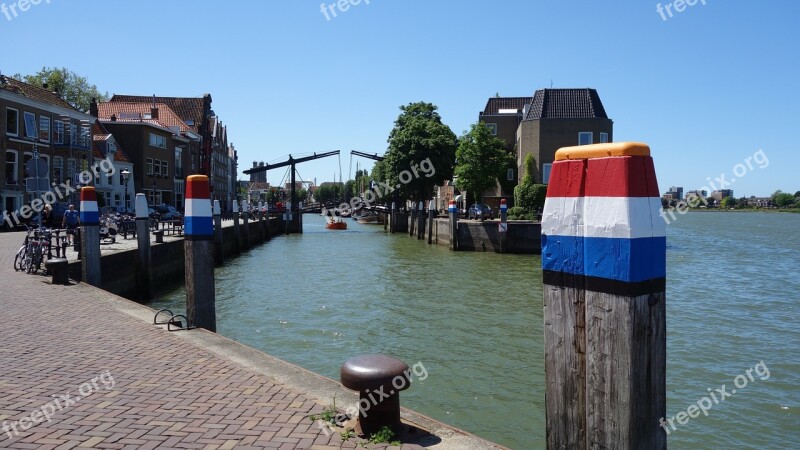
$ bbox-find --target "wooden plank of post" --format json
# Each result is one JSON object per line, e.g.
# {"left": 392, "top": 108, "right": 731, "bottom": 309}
{"left": 135, "top": 193, "right": 152, "bottom": 299}
{"left": 409, "top": 202, "right": 416, "bottom": 237}
{"left": 232, "top": 199, "right": 240, "bottom": 254}
{"left": 448, "top": 200, "right": 458, "bottom": 251}
{"left": 79, "top": 187, "right": 101, "bottom": 286}
{"left": 390, "top": 202, "right": 396, "bottom": 234}
{"left": 184, "top": 175, "right": 216, "bottom": 332}
{"left": 213, "top": 200, "right": 223, "bottom": 266}
{"left": 427, "top": 200, "right": 434, "bottom": 244}
{"left": 241, "top": 201, "right": 250, "bottom": 250}
{"left": 417, "top": 201, "right": 425, "bottom": 239}
{"left": 541, "top": 142, "right": 666, "bottom": 450}
{"left": 499, "top": 198, "right": 508, "bottom": 253}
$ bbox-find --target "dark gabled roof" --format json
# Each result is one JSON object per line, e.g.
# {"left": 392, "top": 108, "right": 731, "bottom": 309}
{"left": 0, "top": 75, "right": 79, "bottom": 111}
{"left": 525, "top": 88, "right": 608, "bottom": 120}
{"left": 92, "top": 121, "right": 130, "bottom": 163}
{"left": 481, "top": 97, "right": 532, "bottom": 115}
{"left": 109, "top": 95, "right": 206, "bottom": 132}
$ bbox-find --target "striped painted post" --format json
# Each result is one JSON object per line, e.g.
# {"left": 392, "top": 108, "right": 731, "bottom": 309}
{"left": 448, "top": 200, "right": 458, "bottom": 251}
{"left": 541, "top": 142, "right": 666, "bottom": 449}
{"left": 184, "top": 175, "right": 216, "bottom": 332}
{"left": 79, "top": 186, "right": 101, "bottom": 286}
{"left": 499, "top": 198, "right": 508, "bottom": 252}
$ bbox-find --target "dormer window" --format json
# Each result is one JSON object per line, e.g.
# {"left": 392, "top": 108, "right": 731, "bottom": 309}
{"left": 107, "top": 142, "right": 116, "bottom": 154}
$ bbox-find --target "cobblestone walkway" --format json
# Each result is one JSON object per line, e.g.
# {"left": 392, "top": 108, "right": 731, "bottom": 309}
{"left": 0, "top": 232, "right": 421, "bottom": 449}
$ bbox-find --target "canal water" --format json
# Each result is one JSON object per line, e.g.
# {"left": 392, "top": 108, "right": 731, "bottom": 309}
{"left": 151, "top": 212, "right": 799, "bottom": 449}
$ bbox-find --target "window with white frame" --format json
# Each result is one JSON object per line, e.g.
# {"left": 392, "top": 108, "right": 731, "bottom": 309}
{"left": 6, "top": 108, "right": 19, "bottom": 136}
{"left": 5, "top": 151, "right": 18, "bottom": 184}
{"left": 114, "top": 193, "right": 121, "bottom": 207}
{"left": 485, "top": 123, "right": 498, "bottom": 135}
{"left": 578, "top": 132, "right": 593, "bottom": 146}
{"left": 23, "top": 152, "right": 32, "bottom": 177}
{"left": 600, "top": 132, "right": 609, "bottom": 143}
{"left": 23, "top": 112, "right": 37, "bottom": 138}
{"left": 147, "top": 158, "right": 154, "bottom": 175}
{"left": 175, "top": 147, "right": 183, "bottom": 178}
{"left": 103, "top": 192, "right": 111, "bottom": 207}
{"left": 542, "top": 163, "right": 552, "bottom": 184}
{"left": 507, "top": 168, "right": 514, "bottom": 181}
{"left": 39, "top": 116, "right": 50, "bottom": 142}
{"left": 161, "top": 161, "right": 168, "bottom": 178}
{"left": 80, "top": 125, "right": 91, "bottom": 148}
{"left": 154, "top": 159, "right": 161, "bottom": 176}
{"left": 70, "top": 124, "right": 78, "bottom": 146}
{"left": 149, "top": 133, "right": 167, "bottom": 149}
{"left": 54, "top": 120, "right": 64, "bottom": 144}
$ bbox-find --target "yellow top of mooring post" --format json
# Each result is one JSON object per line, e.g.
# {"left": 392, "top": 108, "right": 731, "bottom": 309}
{"left": 555, "top": 142, "right": 650, "bottom": 161}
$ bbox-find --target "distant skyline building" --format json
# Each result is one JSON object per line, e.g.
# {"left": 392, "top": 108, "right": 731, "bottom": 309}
{"left": 250, "top": 161, "right": 266, "bottom": 183}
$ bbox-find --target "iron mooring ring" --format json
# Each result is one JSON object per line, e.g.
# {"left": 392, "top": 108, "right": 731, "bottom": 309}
{"left": 153, "top": 309, "right": 175, "bottom": 325}
{"left": 167, "top": 314, "right": 196, "bottom": 332}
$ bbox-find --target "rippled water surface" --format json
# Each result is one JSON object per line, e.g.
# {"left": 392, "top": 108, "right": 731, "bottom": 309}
{"left": 151, "top": 212, "right": 799, "bottom": 449}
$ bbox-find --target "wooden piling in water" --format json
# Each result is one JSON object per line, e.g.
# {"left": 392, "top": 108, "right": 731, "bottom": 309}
{"left": 499, "top": 198, "right": 508, "bottom": 253}
{"left": 427, "top": 200, "right": 434, "bottom": 244}
{"left": 213, "top": 200, "right": 223, "bottom": 266}
{"left": 448, "top": 200, "right": 458, "bottom": 251}
{"left": 135, "top": 194, "right": 152, "bottom": 299}
{"left": 241, "top": 201, "right": 250, "bottom": 250}
{"left": 541, "top": 142, "right": 666, "bottom": 449}
{"left": 184, "top": 175, "right": 216, "bottom": 332}
{"left": 79, "top": 187, "right": 101, "bottom": 286}
{"left": 232, "top": 200, "right": 240, "bottom": 254}
{"left": 417, "top": 201, "right": 425, "bottom": 240}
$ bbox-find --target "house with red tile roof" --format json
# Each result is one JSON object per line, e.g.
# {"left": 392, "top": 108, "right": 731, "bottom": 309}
{"left": 1, "top": 75, "right": 95, "bottom": 216}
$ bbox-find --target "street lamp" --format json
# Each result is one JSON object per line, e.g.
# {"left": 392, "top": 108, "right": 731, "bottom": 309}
{"left": 121, "top": 168, "right": 130, "bottom": 212}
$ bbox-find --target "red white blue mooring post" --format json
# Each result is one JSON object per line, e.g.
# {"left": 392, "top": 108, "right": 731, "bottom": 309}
{"left": 541, "top": 142, "right": 666, "bottom": 449}
{"left": 499, "top": 198, "right": 508, "bottom": 252}
{"left": 448, "top": 200, "right": 458, "bottom": 251}
{"left": 79, "top": 186, "right": 101, "bottom": 286}
{"left": 184, "top": 175, "right": 216, "bottom": 332}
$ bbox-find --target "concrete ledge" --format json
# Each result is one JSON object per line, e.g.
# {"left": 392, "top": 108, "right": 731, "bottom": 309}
{"left": 73, "top": 282, "right": 504, "bottom": 449}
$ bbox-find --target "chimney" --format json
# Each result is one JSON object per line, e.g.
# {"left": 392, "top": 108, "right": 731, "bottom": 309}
{"left": 151, "top": 107, "right": 159, "bottom": 120}
{"left": 90, "top": 98, "right": 98, "bottom": 117}
{"left": 110, "top": 114, "right": 117, "bottom": 122}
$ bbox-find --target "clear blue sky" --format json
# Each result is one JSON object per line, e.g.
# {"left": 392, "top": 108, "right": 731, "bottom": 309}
{"left": 3, "top": 0, "right": 797, "bottom": 197}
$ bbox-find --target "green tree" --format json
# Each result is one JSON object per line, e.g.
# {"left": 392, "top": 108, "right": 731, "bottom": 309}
{"left": 772, "top": 192, "right": 796, "bottom": 207}
{"left": 314, "top": 184, "right": 341, "bottom": 203}
{"left": 454, "top": 122, "right": 514, "bottom": 206}
{"left": 514, "top": 154, "right": 547, "bottom": 213}
{"left": 384, "top": 102, "right": 457, "bottom": 202}
{"left": 720, "top": 196, "right": 737, "bottom": 209}
{"left": 13, "top": 67, "right": 108, "bottom": 112}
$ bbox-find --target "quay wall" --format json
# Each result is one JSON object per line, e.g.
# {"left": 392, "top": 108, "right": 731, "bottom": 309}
{"left": 426, "top": 217, "right": 541, "bottom": 254}
{"left": 68, "top": 216, "right": 284, "bottom": 300}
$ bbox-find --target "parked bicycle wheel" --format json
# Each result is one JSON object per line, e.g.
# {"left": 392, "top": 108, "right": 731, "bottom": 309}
{"left": 13, "top": 246, "right": 26, "bottom": 271}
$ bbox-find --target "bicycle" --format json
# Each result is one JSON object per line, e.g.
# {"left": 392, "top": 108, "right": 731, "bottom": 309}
{"left": 24, "top": 229, "right": 51, "bottom": 274}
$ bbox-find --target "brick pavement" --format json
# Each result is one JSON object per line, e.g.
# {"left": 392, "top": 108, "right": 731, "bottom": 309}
{"left": 0, "top": 231, "right": 424, "bottom": 449}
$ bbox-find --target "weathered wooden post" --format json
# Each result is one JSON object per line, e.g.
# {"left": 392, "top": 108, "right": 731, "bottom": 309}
{"left": 409, "top": 202, "right": 416, "bottom": 237}
{"left": 541, "top": 142, "right": 666, "bottom": 449}
{"left": 241, "top": 200, "right": 250, "bottom": 250}
{"left": 499, "top": 198, "right": 508, "bottom": 253}
{"left": 427, "top": 200, "right": 435, "bottom": 244}
{"left": 184, "top": 175, "right": 216, "bottom": 332}
{"left": 232, "top": 199, "right": 240, "bottom": 254}
{"left": 213, "top": 200, "right": 223, "bottom": 266}
{"left": 390, "top": 202, "right": 396, "bottom": 234}
{"left": 79, "top": 186, "right": 101, "bottom": 286}
{"left": 264, "top": 202, "right": 272, "bottom": 241}
{"left": 256, "top": 201, "right": 264, "bottom": 243}
{"left": 417, "top": 201, "right": 425, "bottom": 240}
{"left": 135, "top": 194, "right": 152, "bottom": 299}
{"left": 448, "top": 199, "right": 458, "bottom": 251}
